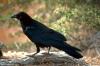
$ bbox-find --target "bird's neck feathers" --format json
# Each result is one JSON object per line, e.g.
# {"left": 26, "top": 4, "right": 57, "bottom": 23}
{"left": 20, "top": 16, "right": 34, "bottom": 27}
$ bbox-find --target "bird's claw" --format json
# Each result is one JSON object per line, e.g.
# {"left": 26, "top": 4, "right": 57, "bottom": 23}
{"left": 27, "top": 53, "right": 38, "bottom": 57}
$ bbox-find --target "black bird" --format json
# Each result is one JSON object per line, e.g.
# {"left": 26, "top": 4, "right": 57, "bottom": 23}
{"left": 11, "top": 12, "right": 83, "bottom": 59}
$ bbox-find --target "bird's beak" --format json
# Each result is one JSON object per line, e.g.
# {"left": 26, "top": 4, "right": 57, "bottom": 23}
{"left": 11, "top": 15, "right": 16, "bottom": 18}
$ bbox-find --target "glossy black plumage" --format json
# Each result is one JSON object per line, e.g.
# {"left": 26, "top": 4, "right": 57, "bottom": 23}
{"left": 11, "top": 12, "right": 83, "bottom": 59}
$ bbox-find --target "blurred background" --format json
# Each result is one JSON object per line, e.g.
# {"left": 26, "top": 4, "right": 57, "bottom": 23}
{"left": 0, "top": 0, "right": 100, "bottom": 62}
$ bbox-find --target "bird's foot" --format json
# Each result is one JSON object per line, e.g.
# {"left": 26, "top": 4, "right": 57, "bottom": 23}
{"left": 27, "top": 53, "right": 38, "bottom": 57}
{"left": 42, "top": 52, "right": 52, "bottom": 56}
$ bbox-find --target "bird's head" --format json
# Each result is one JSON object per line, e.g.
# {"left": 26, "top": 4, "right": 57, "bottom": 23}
{"left": 11, "top": 12, "right": 30, "bottom": 21}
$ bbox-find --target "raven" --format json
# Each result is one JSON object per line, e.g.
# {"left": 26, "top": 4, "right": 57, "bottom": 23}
{"left": 11, "top": 12, "right": 83, "bottom": 59}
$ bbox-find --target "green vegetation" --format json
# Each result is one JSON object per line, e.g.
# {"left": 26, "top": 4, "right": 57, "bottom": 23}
{"left": 0, "top": 0, "right": 100, "bottom": 30}
{"left": 0, "top": 0, "right": 100, "bottom": 56}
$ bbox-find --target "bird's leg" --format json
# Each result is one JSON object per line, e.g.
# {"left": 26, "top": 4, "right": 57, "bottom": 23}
{"left": 27, "top": 45, "right": 40, "bottom": 57}
{"left": 48, "top": 46, "right": 51, "bottom": 54}
{"left": 35, "top": 45, "right": 40, "bottom": 54}
{"left": 42, "top": 46, "right": 51, "bottom": 55}
{"left": 32, "top": 45, "right": 40, "bottom": 55}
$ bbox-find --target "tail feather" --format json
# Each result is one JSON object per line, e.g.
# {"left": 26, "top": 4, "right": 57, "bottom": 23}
{"left": 52, "top": 42, "right": 83, "bottom": 59}
{"left": 66, "top": 43, "right": 82, "bottom": 52}
{"left": 71, "top": 47, "right": 81, "bottom": 51}
{"left": 64, "top": 46, "right": 83, "bottom": 59}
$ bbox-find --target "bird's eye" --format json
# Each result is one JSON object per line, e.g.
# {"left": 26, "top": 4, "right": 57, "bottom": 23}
{"left": 19, "top": 16, "right": 22, "bottom": 19}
